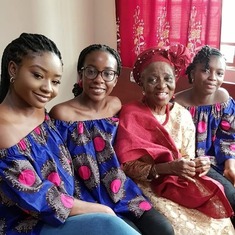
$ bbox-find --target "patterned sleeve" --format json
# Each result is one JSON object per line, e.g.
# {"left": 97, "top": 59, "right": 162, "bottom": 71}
{"left": 52, "top": 119, "right": 71, "bottom": 143}
{"left": 214, "top": 98, "right": 235, "bottom": 170}
{"left": 0, "top": 122, "right": 75, "bottom": 226}
{"left": 122, "top": 157, "right": 153, "bottom": 181}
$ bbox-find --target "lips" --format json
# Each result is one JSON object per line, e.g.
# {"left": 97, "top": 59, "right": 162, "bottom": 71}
{"left": 90, "top": 86, "right": 106, "bottom": 94}
{"left": 155, "top": 92, "right": 168, "bottom": 99}
{"left": 205, "top": 83, "right": 216, "bottom": 87}
{"left": 34, "top": 93, "right": 51, "bottom": 103}
{"left": 205, "top": 83, "right": 216, "bottom": 90}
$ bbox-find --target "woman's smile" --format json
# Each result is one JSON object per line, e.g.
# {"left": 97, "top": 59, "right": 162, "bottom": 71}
{"left": 154, "top": 92, "right": 168, "bottom": 100}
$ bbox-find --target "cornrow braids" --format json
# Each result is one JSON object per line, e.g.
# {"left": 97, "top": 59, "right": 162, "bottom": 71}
{"left": 0, "top": 33, "right": 63, "bottom": 103}
{"left": 73, "top": 44, "right": 122, "bottom": 97}
{"left": 186, "top": 45, "right": 224, "bottom": 83}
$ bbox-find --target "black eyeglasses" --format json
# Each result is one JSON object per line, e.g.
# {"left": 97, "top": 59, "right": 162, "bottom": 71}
{"left": 81, "top": 66, "right": 117, "bottom": 82}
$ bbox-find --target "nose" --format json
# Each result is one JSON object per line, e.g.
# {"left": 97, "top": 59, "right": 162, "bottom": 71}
{"left": 93, "top": 72, "right": 105, "bottom": 83}
{"left": 209, "top": 72, "right": 217, "bottom": 81}
{"left": 156, "top": 79, "right": 167, "bottom": 88}
{"left": 41, "top": 80, "right": 53, "bottom": 93}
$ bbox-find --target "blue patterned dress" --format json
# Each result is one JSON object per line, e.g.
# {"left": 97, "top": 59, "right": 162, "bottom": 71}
{"left": 186, "top": 97, "right": 235, "bottom": 174}
{"left": 0, "top": 114, "right": 74, "bottom": 235}
{"left": 55, "top": 117, "right": 152, "bottom": 221}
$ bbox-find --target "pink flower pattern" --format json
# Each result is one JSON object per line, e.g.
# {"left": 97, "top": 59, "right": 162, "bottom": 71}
{"left": 186, "top": 98, "right": 235, "bottom": 172}
{"left": 68, "top": 117, "right": 151, "bottom": 217}
{"left": 0, "top": 115, "right": 74, "bottom": 234}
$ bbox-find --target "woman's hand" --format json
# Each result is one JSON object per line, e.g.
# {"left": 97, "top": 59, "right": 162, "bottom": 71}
{"left": 193, "top": 156, "right": 211, "bottom": 177}
{"left": 223, "top": 159, "right": 235, "bottom": 186}
{"left": 223, "top": 169, "right": 235, "bottom": 186}
{"left": 169, "top": 158, "right": 196, "bottom": 182}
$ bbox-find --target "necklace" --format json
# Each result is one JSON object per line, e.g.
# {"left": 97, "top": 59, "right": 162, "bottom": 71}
{"left": 154, "top": 104, "right": 170, "bottom": 126}
{"left": 142, "top": 98, "right": 170, "bottom": 126}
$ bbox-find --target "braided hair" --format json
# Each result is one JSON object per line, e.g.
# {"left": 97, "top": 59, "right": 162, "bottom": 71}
{"left": 72, "top": 44, "right": 122, "bottom": 97}
{"left": 0, "top": 33, "right": 63, "bottom": 103}
{"left": 186, "top": 45, "right": 224, "bottom": 84}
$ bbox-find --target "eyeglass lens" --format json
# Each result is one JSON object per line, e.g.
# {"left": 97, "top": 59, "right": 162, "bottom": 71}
{"left": 84, "top": 67, "right": 116, "bottom": 81}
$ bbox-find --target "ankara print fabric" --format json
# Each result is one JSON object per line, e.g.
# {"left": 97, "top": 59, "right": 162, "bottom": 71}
{"left": 186, "top": 97, "right": 235, "bottom": 173}
{"left": 55, "top": 117, "right": 152, "bottom": 220}
{"left": 0, "top": 114, "right": 74, "bottom": 235}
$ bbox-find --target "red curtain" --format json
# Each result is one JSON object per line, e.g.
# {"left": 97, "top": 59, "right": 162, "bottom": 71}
{"left": 116, "top": 0, "right": 222, "bottom": 68}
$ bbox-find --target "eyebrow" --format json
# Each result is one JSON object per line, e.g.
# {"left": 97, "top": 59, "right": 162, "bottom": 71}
{"left": 29, "top": 64, "right": 62, "bottom": 77}
{"left": 85, "top": 65, "right": 117, "bottom": 70}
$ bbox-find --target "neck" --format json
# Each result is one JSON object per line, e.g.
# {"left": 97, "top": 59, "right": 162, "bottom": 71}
{"left": 143, "top": 99, "right": 168, "bottom": 115}
{"left": 190, "top": 87, "right": 214, "bottom": 106}
{"left": 142, "top": 99, "right": 170, "bottom": 126}
{"left": 3, "top": 95, "right": 44, "bottom": 117}
{"left": 78, "top": 94, "right": 107, "bottom": 112}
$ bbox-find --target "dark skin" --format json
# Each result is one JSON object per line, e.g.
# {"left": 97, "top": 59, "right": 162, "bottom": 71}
{"left": 175, "top": 55, "right": 228, "bottom": 106}
{"left": 0, "top": 52, "right": 62, "bottom": 149}
{"left": 124, "top": 61, "right": 210, "bottom": 183}
{"left": 0, "top": 51, "right": 117, "bottom": 217}
{"left": 175, "top": 55, "right": 235, "bottom": 185}
{"left": 50, "top": 50, "right": 121, "bottom": 122}
{"left": 50, "top": 50, "right": 121, "bottom": 215}
{"left": 224, "top": 160, "right": 235, "bottom": 186}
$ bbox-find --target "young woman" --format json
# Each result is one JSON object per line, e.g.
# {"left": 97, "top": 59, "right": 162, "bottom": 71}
{"left": 0, "top": 33, "right": 140, "bottom": 235}
{"left": 175, "top": 45, "right": 235, "bottom": 226}
{"left": 50, "top": 44, "right": 174, "bottom": 235}
{"left": 114, "top": 44, "right": 235, "bottom": 234}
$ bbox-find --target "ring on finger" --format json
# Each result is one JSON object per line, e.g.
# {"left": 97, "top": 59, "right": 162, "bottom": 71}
{"left": 202, "top": 161, "right": 207, "bottom": 166}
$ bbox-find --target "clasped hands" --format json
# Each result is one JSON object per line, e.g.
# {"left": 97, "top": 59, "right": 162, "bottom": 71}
{"left": 169, "top": 156, "right": 211, "bottom": 183}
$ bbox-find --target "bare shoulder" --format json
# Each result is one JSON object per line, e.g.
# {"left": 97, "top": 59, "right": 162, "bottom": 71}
{"left": 49, "top": 99, "right": 76, "bottom": 121}
{"left": 107, "top": 96, "right": 121, "bottom": 106}
{"left": 0, "top": 122, "right": 18, "bottom": 149}
{"left": 0, "top": 114, "right": 11, "bottom": 149}
{"left": 0, "top": 105, "right": 42, "bottom": 148}
{"left": 174, "top": 88, "right": 192, "bottom": 106}
{"left": 216, "top": 87, "right": 230, "bottom": 102}
{"left": 107, "top": 96, "right": 122, "bottom": 115}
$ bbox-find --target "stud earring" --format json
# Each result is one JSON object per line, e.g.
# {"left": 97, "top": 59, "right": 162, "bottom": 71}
{"left": 142, "top": 91, "right": 146, "bottom": 96}
{"left": 190, "top": 75, "right": 195, "bottom": 83}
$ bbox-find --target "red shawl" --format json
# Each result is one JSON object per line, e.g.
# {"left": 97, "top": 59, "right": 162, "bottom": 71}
{"left": 115, "top": 101, "right": 233, "bottom": 219}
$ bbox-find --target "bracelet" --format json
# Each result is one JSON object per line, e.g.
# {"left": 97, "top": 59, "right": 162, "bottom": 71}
{"left": 150, "top": 165, "right": 160, "bottom": 179}
{"left": 154, "top": 172, "right": 160, "bottom": 179}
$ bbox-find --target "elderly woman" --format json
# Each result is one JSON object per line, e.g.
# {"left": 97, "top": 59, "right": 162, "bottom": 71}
{"left": 115, "top": 45, "right": 235, "bottom": 234}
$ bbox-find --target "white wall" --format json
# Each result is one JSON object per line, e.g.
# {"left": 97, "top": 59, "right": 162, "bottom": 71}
{"left": 0, "top": 0, "right": 116, "bottom": 110}
{"left": 93, "top": 0, "right": 117, "bottom": 49}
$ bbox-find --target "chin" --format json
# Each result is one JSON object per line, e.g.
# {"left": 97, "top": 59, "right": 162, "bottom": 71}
{"left": 34, "top": 102, "right": 47, "bottom": 109}
{"left": 154, "top": 102, "right": 168, "bottom": 108}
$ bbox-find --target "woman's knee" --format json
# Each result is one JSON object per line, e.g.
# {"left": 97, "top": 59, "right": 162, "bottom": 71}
{"left": 100, "top": 214, "right": 140, "bottom": 234}
{"left": 133, "top": 208, "right": 174, "bottom": 235}
{"left": 41, "top": 213, "right": 140, "bottom": 235}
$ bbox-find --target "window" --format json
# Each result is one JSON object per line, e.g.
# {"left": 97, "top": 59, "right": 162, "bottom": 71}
{"left": 220, "top": 0, "right": 235, "bottom": 83}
